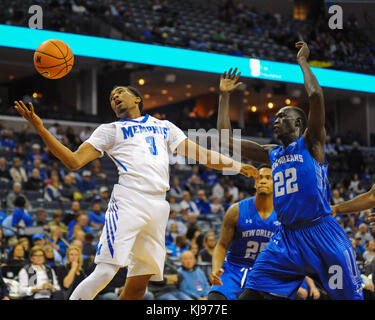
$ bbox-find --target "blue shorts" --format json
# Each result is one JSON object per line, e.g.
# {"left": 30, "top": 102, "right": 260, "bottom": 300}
{"left": 245, "top": 215, "right": 363, "bottom": 300}
{"left": 209, "top": 260, "right": 252, "bottom": 300}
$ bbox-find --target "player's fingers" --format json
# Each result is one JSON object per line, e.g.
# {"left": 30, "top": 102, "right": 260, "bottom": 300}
{"left": 14, "top": 101, "right": 28, "bottom": 114}
{"left": 234, "top": 82, "right": 243, "bottom": 89}
{"left": 29, "top": 102, "right": 35, "bottom": 115}
{"left": 234, "top": 71, "right": 241, "bottom": 82}
{"left": 232, "top": 67, "right": 238, "bottom": 79}
{"left": 227, "top": 68, "right": 232, "bottom": 78}
{"left": 18, "top": 100, "right": 30, "bottom": 112}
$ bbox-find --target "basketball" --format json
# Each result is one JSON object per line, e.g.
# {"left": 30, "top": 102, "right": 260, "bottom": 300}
{"left": 33, "top": 39, "right": 74, "bottom": 79}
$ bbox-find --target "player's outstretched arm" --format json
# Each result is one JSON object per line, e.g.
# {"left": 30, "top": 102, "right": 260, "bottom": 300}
{"left": 176, "top": 138, "right": 259, "bottom": 179}
{"left": 297, "top": 42, "right": 326, "bottom": 156}
{"left": 14, "top": 101, "right": 101, "bottom": 171}
{"left": 332, "top": 184, "right": 375, "bottom": 216}
{"left": 217, "top": 68, "right": 276, "bottom": 164}
{"left": 210, "top": 203, "right": 239, "bottom": 286}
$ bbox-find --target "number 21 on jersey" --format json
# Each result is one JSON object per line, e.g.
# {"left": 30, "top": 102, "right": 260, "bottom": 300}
{"left": 274, "top": 168, "right": 298, "bottom": 197}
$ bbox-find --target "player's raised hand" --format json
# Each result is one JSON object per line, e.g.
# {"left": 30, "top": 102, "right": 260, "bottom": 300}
{"left": 209, "top": 268, "right": 224, "bottom": 286}
{"left": 13, "top": 100, "right": 43, "bottom": 130}
{"left": 296, "top": 41, "right": 310, "bottom": 61}
{"left": 240, "top": 163, "right": 259, "bottom": 180}
{"left": 220, "top": 68, "right": 243, "bottom": 93}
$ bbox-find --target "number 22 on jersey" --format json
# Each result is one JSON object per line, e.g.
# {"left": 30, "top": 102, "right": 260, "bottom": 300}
{"left": 274, "top": 168, "right": 298, "bottom": 197}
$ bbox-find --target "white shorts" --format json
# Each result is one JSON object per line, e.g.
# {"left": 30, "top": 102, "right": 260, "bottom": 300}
{"left": 94, "top": 184, "right": 170, "bottom": 281}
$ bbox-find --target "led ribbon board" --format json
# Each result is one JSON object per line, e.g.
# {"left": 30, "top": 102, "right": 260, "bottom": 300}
{"left": 0, "top": 24, "right": 374, "bottom": 93}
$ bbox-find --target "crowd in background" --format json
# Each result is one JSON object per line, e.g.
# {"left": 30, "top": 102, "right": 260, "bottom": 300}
{"left": 0, "top": 119, "right": 374, "bottom": 300}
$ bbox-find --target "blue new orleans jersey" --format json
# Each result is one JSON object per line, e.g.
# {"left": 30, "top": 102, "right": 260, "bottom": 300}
{"left": 269, "top": 135, "right": 332, "bottom": 226}
{"left": 226, "top": 197, "right": 279, "bottom": 267}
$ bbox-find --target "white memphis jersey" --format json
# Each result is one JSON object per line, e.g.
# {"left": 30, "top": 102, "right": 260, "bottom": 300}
{"left": 85, "top": 114, "right": 187, "bottom": 194}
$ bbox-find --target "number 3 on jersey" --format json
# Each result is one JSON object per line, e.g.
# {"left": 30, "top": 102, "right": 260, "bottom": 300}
{"left": 274, "top": 168, "right": 298, "bottom": 197}
{"left": 145, "top": 136, "right": 158, "bottom": 155}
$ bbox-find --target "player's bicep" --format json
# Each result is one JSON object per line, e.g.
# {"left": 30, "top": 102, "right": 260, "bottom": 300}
{"left": 72, "top": 142, "right": 101, "bottom": 170}
{"left": 217, "top": 204, "right": 238, "bottom": 249}
{"left": 238, "top": 138, "right": 275, "bottom": 164}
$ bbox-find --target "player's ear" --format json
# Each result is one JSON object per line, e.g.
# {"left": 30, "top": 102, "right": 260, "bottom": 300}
{"left": 135, "top": 97, "right": 141, "bottom": 104}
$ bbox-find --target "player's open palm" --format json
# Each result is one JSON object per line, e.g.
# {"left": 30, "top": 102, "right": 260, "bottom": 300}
{"left": 296, "top": 41, "right": 310, "bottom": 60}
{"left": 220, "top": 68, "right": 243, "bottom": 93}
{"left": 14, "top": 100, "right": 43, "bottom": 130}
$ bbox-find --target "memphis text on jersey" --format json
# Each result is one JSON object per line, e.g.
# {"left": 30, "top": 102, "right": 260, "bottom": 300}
{"left": 122, "top": 124, "right": 168, "bottom": 140}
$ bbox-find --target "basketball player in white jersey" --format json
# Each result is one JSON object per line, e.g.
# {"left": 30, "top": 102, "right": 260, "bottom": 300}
{"left": 13, "top": 86, "right": 257, "bottom": 300}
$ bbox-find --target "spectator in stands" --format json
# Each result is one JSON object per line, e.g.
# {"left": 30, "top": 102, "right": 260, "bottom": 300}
{"left": 9, "top": 157, "right": 27, "bottom": 184}
{"left": 229, "top": 42, "right": 243, "bottom": 56}
{"left": 18, "top": 237, "right": 30, "bottom": 260}
{"left": 180, "top": 191, "right": 200, "bottom": 216}
{"left": 354, "top": 234, "right": 366, "bottom": 258}
{"left": 169, "top": 177, "right": 183, "bottom": 198}
{"left": 167, "top": 235, "right": 189, "bottom": 257}
{"left": 178, "top": 250, "right": 210, "bottom": 300}
{"left": 67, "top": 214, "right": 92, "bottom": 241}
{"left": 90, "top": 159, "right": 107, "bottom": 181}
{"left": 201, "top": 167, "right": 219, "bottom": 185}
{"left": 212, "top": 26, "right": 226, "bottom": 42}
{"left": 347, "top": 141, "right": 365, "bottom": 174}
{"left": 324, "top": 135, "right": 336, "bottom": 158}
{"left": 184, "top": 175, "right": 203, "bottom": 197}
{"left": 58, "top": 245, "right": 87, "bottom": 299}
{"left": 32, "top": 233, "right": 63, "bottom": 263}
{"left": 44, "top": 245, "right": 62, "bottom": 267}
{"left": 88, "top": 202, "right": 105, "bottom": 228}
{"left": 189, "top": 243, "right": 202, "bottom": 263}
{"left": 356, "top": 223, "right": 374, "bottom": 245}
{"left": 212, "top": 177, "right": 226, "bottom": 199}
{"left": 363, "top": 240, "right": 375, "bottom": 264}
{"left": 82, "top": 233, "right": 97, "bottom": 257}
{"left": 349, "top": 173, "right": 362, "bottom": 194}
{"left": 6, "top": 242, "right": 28, "bottom": 267}
{"left": 210, "top": 196, "right": 224, "bottom": 215}
{"left": 28, "top": 159, "right": 48, "bottom": 181}
{"left": 190, "top": 35, "right": 209, "bottom": 51}
{"left": 95, "top": 186, "right": 109, "bottom": 212}
{"left": 78, "top": 170, "right": 97, "bottom": 201}
{"left": 168, "top": 195, "right": 181, "bottom": 214}
{"left": 167, "top": 210, "right": 187, "bottom": 235}
{"left": 18, "top": 246, "right": 63, "bottom": 300}
{"left": 44, "top": 175, "right": 69, "bottom": 202}
{"left": 48, "top": 123, "right": 64, "bottom": 143}
{"left": 48, "top": 226, "right": 67, "bottom": 258}
{"left": 0, "top": 157, "right": 11, "bottom": 183}
{"left": 79, "top": 126, "right": 92, "bottom": 142}
{"left": 61, "top": 174, "right": 81, "bottom": 201}
{"left": 2, "top": 196, "right": 33, "bottom": 237}
{"left": 48, "top": 210, "right": 68, "bottom": 236}
{"left": 0, "top": 129, "right": 16, "bottom": 151}
{"left": 194, "top": 190, "right": 211, "bottom": 215}
{"left": 64, "top": 201, "right": 82, "bottom": 226}
{"left": 199, "top": 233, "right": 216, "bottom": 263}
{"left": 331, "top": 189, "right": 344, "bottom": 205}
{"left": 25, "top": 168, "right": 45, "bottom": 191}
{"left": 14, "top": 144, "right": 27, "bottom": 163}
{"left": 166, "top": 223, "right": 179, "bottom": 246}
{"left": 148, "top": 250, "right": 192, "bottom": 300}
{"left": 34, "top": 208, "right": 49, "bottom": 230}
{"left": 228, "top": 180, "right": 239, "bottom": 201}
{"left": 27, "top": 144, "right": 49, "bottom": 165}
{"left": 185, "top": 213, "right": 199, "bottom": 242}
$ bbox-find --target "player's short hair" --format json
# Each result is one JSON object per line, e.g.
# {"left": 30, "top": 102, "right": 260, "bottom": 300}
{"left": 112, "top": 85, "right": 143, "bottom": 112}
{"left": 257, "top": 164, "right": 272, "bottom": 171}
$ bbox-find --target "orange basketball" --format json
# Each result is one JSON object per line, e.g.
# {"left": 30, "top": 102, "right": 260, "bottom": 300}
{"left": 33, "top": 39, "right": 74, "bottom": 79}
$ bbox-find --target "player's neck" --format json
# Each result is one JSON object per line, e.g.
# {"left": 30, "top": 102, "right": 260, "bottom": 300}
{"left": 280, "top": 131, "right": 301, "bottom": 148}
{"left": 254, "top": 194, "right": 273, "bottom": 218}
{"left": 118, "top": 109, "right": 141, "bottom": 120}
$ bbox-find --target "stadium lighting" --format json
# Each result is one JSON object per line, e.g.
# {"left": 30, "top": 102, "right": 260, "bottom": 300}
{"left": 0, "top": 24, "right": 374, "bottom": 93}
{"left": 285, "top": 98, "right": 291, "bottom": 105}
{"left": 267, "top": 102, "right": 274, "bottom": 109}
{"left": 138, "top": 78, "right": 145, "bottom": 85}
{"left": 251, "top": 106, "right": 257, "bottom": 112}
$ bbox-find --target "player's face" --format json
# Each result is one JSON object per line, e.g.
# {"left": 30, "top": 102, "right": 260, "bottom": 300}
{"left": 110, "top": 87, "right": 140, "bottom": 118}
{"left": 255, "top": 168, "right": 273, "bottom": 195}
{"left": 273, "top": 107, "right": 298, "bottom": 140}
